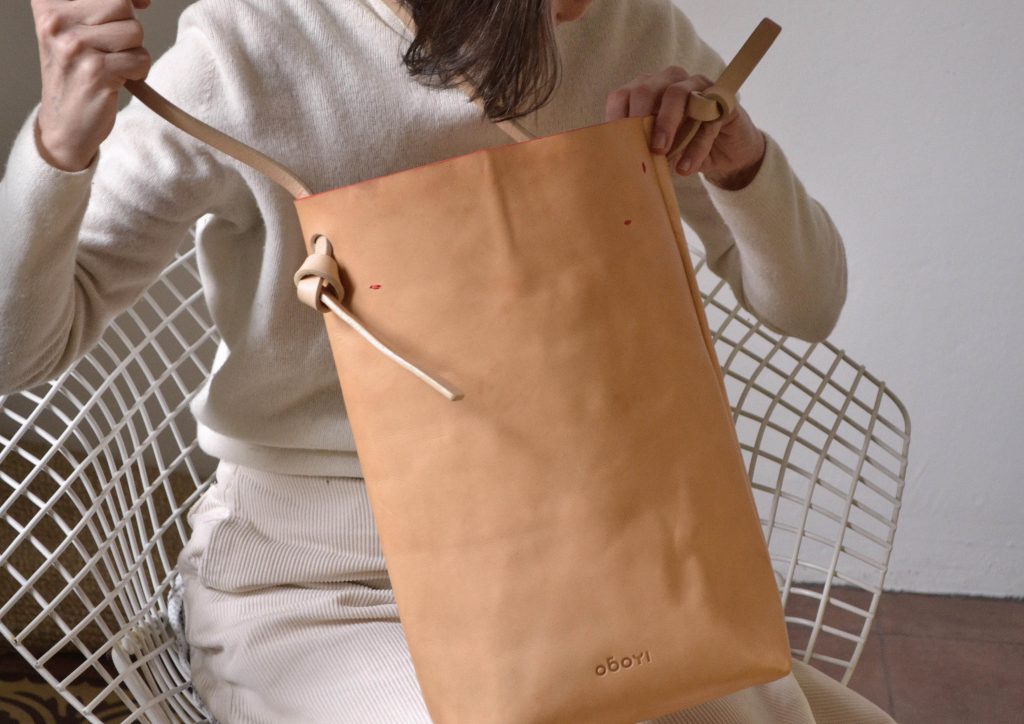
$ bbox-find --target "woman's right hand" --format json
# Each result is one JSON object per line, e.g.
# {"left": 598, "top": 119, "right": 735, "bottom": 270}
{"left": 31, "top": 0, "right": 153, "bottom": 172}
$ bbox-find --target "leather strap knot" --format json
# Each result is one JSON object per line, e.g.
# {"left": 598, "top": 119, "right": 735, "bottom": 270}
{"left": 294, "top": 235, "right": 344, "bottom": 313}
{"left": 291, "top": 234, "right": 463, "bottom": 401}
{"left": 687, "top": 87, "right": 736, "bottom": 123}
{"left": 665, "top": 17, "right": 780, "bottom": 165}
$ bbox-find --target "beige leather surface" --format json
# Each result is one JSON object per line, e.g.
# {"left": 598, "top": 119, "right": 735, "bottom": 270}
{"left": 292, "top": 114, "right": 791, "bottom": 723}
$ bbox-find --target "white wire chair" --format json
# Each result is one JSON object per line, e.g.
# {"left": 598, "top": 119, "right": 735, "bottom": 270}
{"left": 0, "top": 233, "right": 910, "bottom": 723}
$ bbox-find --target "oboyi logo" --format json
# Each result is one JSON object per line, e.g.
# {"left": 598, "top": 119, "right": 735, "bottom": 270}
{"left": 594, "top": 650, "right": 651, "bottom": 676}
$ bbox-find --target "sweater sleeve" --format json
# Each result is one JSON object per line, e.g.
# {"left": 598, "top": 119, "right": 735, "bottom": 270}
{"left": 0, "top": 5, "right": 239, "bottom": 396}
{"left": 666, "top": 5, "right": 848, "bottom": 343}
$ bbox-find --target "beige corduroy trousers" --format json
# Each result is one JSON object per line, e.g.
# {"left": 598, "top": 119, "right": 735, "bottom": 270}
{"left": 176, "top": 459, "right": 896, "bottom": 724}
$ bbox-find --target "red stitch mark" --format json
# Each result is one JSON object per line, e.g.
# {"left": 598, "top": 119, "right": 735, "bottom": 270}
{"left": 624, "top": 219, "right": 632, "bottom": 226}
{"left": 369, "top": 283, "right": 382, "bottom": 289}
{"left": 642, "top": 161, "right": 647, "bottom": 174}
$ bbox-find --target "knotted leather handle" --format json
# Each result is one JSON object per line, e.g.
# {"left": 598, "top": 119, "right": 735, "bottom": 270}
{"left": 663, "top": 17, "right": 781, "bottom": 167}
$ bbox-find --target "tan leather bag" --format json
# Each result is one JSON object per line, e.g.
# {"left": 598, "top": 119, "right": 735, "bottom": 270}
{"left": 125, "top": 6, "right": 791, "bottom": 722}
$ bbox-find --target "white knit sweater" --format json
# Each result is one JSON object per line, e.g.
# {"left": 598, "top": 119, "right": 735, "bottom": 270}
{"left": 0, "top": 0, "right": 847, "bottom": 478}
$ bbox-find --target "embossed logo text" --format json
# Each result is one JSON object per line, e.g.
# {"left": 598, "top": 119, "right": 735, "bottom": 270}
{"left": 594, "top": 650, "right": 652, "bottom": 676}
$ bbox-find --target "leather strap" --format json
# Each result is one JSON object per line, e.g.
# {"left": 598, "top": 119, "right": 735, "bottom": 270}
{"left": 122, "top": 78, "right": 312, "bottom": 199}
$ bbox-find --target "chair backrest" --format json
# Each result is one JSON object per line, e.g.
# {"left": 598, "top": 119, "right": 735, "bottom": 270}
{"left": 0, "top": 238, "right": 910, "bottom": 722}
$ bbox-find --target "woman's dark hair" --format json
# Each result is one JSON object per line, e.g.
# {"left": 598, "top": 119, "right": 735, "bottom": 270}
{"left": 397, "top": 0, "right": 562, "bottom": 123}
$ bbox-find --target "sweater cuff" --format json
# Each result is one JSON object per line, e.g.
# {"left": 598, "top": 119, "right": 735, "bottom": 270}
{"left": 699, "top": 130, "right": 789, "bottom": 256}
{"left": 3, "top": 102, "right": 100, "bottom": 235}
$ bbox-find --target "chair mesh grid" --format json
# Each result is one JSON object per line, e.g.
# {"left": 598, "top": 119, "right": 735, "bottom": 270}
{"left": 1, "top": 237, "right": 219, "bottom": 722}
{"left": 0, "top": 240, "right": 910, "bottom": 722}
{"left": 698, "top": 261, "right": 910, "bottom": 684}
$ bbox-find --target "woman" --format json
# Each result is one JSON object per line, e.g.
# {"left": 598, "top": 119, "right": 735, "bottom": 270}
{"left": 1, "top": 0, "right": 885, "bottom": 721}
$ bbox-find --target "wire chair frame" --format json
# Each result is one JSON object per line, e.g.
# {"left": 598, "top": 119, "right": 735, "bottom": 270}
{"left": 700, "top": 262, "right": 911, "bottom": 685}
{"left": 1, "top": 232, "right": 219, "bottom": 722}
{"left": 0, "top": 234, "right": 910, "bottom": 722}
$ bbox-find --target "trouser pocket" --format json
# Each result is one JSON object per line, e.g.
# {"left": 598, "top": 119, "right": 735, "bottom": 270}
{"left": 176, "top": 461, "right": 235, "bottom": 588}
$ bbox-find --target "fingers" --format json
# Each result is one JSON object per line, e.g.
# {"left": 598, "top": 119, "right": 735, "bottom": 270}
{"left": 606, "top": 68, "right": 716, "bottom": 159}
{"left": 43, "top": 0, "right": 139, "bottom": 27}
{"left": 650, "top": 73, "right": 711, "bottom": 155}
{"left": 605, "top": 65, "right": 733, "bottom": 178}
{"left": 605, "top": 65, "right": 688, "bottom": 123}
{"left": 604, "top": 86, "right": 630, "bottom": 123}
{"left": 103, "top": 46, "right": 152, "bottom": 81}
{"left": 651, "top": 73, "right": 726, "bottom": 176}
{"left": 30, "top": 0, "right": 151, "bottom": 170}
{"left": 73, "top": 18, "right": 145, "bottom": 53}
{"left": 71, "top": 17, "right": 144, "bottom": 54}
{"left": 625, "top": 76, "right": 659, "bottom": 118}
{"left": 605, "top": 74, "right": 660, "bottom": 122}
{"left": 35, "top": 0, "right": 149, "bottom": 85}
{"left": 648, "top": 83, "right": 688, "bottom": 153}
{"left": 675, "top": 117, "right": 722, "bottom": 175}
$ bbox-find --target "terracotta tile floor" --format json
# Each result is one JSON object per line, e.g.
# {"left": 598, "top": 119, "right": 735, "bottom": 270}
{"left": 834, "top": 591, "right": 1024, "bottom": 723}
{"left": 1, "top": 591, "right": 1021, "bottom": 722}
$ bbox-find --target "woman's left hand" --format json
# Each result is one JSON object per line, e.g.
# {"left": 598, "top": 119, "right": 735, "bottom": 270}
{"left": 605, "top": 65, "right": 766, "bottom": 190}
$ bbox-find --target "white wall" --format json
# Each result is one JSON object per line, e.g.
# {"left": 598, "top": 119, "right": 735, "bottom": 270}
{"left": 679, "top": 0, "right": 1024, "bottom": 596}
{"left": 2, "top": 1, "right": 1021, "bottom": 596}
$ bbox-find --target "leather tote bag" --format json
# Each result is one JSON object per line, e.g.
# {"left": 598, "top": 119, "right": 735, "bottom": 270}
{"left": 124, "top": 5, "right": 791, "bottom": 721}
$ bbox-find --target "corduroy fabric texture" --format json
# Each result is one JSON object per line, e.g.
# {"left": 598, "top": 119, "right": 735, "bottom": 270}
{"left": 176, "top": 461, "right": 895, "bottom": 723}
